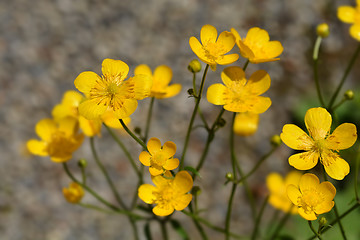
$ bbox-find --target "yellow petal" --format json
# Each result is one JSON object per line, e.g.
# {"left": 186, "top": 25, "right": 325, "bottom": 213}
{"left": 112, "top": 99, "right": 138, "bottom": 119}
{"left": 221, "top": 66, "right": 246, "bottom": 87}
{"left": 233, "top": 112, "right": 259, "bottom": 136}
{"left": 173, "top": 194, "right": 192, "bottom": 211}
{"left": 318, "top": 182, "right": 336, "bottom": 201}
{"left": 173, "top": 171, "right": 193, "bottom": 194}
{"left": 153, "top": 205, "right": 174, "bottom": 216}
{"left": 130, "top": 74, "right": 153, "bottom": 100}
{"left": 162, "top": 141, "right": 176, "bottom": 158}
{"left": 35, "top": 118, "right": 57, "bottom": 142}
{"left": 152, "top": 174, "right": 170, "bottom": 188}
{"left": 315, "top": 200, "right": 334, "bottom": 215}
{"left": 134, "top": 64, "right": 152, "bottom": 77}
{"left": 266, "top": 173, "right": 284, "bottom": 193}
{"left": 147, "top": 137, "right": 161, "bottom": 155}
{"left": 250, "top": 57, "right": 280, "bottom": 64}
{"left": 298, "top": 207, "right": 317, "bottom": 221}
{"left": 138, "top": 184, "right": 157, "bottom": 204}
{"left": 206, "top": 84, "right": 227, "bottom": 105}
{"left": 247, "top": 96, "right": 271, "bottom": 114}
{"left": 139, "top": 151, "right": 151, "bottom": 166}
{"left": 78, "top": 99, "right": 108, "bottom": 120}
{"left": 284, "top": 171, "right": 302, "bottom": 187}
{"left": 280, "top": 124, "right": 314, "bottom": 150}
{"left": 189, "top": 37, "right": 212, "bottom": 64}
{"left": 52, "top": 105, "right": 72, "bottom": 121}
{"left": 286, "top": 184, "right": 301, "bottom": 205}
{"left": 230, "top": 28, "right": 241, "bottom": 44}
{"left": 62, "top": 90, "right": 83, "bottom": 107}
{"left": 216, "top": 31, "right": 236, "bottom": 54}
{"left": 245, "top": 27, "right": 270, "bottom": 45}
{"left": 50, "top": 155, "right": 73, "bottom": 163}
{"left": 216, "top": 53, "right": 239, "bottom": 65}
{"left": 159, "top": 84, "right": 182, "bottom": 99}
{"left": 163, "top": 158, "right": 179, "bottom": 170}
{"left": 299, "top": 173, "right": 319, "bottom": 193}
{"left": 238, "top": 40, "right": 255, "bottom": 60}
{"left": 153, "top": 65, "right": 172, "bottom": 86}
{"left": 101, "top": 58, "right": 129, "bottom": 81}
{"left": 337, "top": 6, "right": 356, "bottom": 23}
{"left": 264, "top": 41, "right": 283, "bottom": 59}
{"left": 74, "top": 71, "right": 100, "bottom": 94}
{"left": 201, "top": 24, "right": 217, "bottom": 44}
{"left": 288, "top": 151, "right": 319, "bottom": 170}
{"left": 149, "top": 166, "right": 164, "bottom": 176}
{"left": 326, "top": 123, "right": 357, "bottom": 150}
{"left": 58, "top": 117, "right": 78, "bottom": 136}
{"left": 350, "top": 24, "right": 360, "bottom": 41}
{"left": 304, "top": 107, "right": 332, "bottom": 140}
{"left": 323, "top": 154, "right": 350, "bottom": 180}
{"left": 27, "top": 139, "right": 48, "bottom": 156}
{"left": 246, "top": 70, "right": 271, "bottom": 95}
{"left": 79, "top": 116, "right": 102, "bottom": 137}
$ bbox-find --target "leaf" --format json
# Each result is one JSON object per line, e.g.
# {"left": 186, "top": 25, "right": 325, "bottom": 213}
{"left": 184, "top": 166, "right": 201, "bottom": 178}
{"left": 144, "top": 222, "right": 152, "bottom": 240}
{"left": 170, "top": 219, "right": 189, "bottom": 240}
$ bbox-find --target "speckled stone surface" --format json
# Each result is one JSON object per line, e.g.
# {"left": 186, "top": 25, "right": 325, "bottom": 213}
{"left": 1, "top": 0, "right": 359, "bottom": 239}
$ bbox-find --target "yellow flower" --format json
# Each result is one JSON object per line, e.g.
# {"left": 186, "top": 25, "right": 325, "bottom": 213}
{"left": 52, "top": 90, "right": 102, "bottom": 137}
{"left": 74, "top": 58, "right": 152, "bottom": 120}
{"left": 231, "top": 27, "right": 283, "bottom": 63}
{"left": 138, "top": 171, "right": 193, "bottom": 216}
{"left": 134, "top": 64, "right": 181, "bottom": 99}
{"left": 207, "top": 66, "right": 271, "bottom": 113}
{"left": 338, "top": 0, "right": 360, "bottom": 41}
{"left": 63, "top": 182, "right": 85, "bottom": 204}
{"left": 287, "top": 173, "right": 336, "bottom": 220}
{"left": 139, "top": 137, "right": 179, "bottom": 176}
{"left": 233, "top": 112, "right": 259, "bottom": 136}
{"left": 266, "top": 171, "right": 302, "bottom": 214}
{"left": 27, "top": 117, "right": 84, "bottom": 162}
{"left": 189, "top": 24, "right": 239, "bottom": 71}
{"left": 280, "top": 107, "right": 357, "bottom": 180}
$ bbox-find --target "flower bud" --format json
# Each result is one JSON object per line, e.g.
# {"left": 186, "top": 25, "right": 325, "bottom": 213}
{"left": 344, "top": 90, "right": 354, "bottom": 100}
{"left": 270, "top": 135, "right": 282, "bottom": 147}
{"left": 188, "top": 59, "right": 202, "bottom": 73}
{"left": 187, "top": 88, "right": 194, "bottom": 96}
{"left": 226, "top": 172, "right": 234, "bottom": 181}
{"left": 78, "top": 158, "right": 88, "bottom": 168}
{"left": 134, "top": 127, "right": 142, "bottom": 135}
{"left": 316, "top": 23, "right": 330, "bottom": 38}
{"left": 191, "top": 186, "right": 201, "bottom": 196}
{"left": 319, "top": 217, "right": 327, "bottom": 227}
{"left": 217, "top": 118, "right": 226, "bottom": 127}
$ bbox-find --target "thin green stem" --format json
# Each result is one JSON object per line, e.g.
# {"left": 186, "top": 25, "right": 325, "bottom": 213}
{"left": 251, "top": 195, "right": 269, "bottom": 240}
{"left": 308, "top": 221, "right": 322, "bottom": 240}
{"left": 78, "top": 202, "right": 121, "bottom": 215}
{"left": 355, "top": 148, "right": 360, "bottom": 201}
{"left": 331, "top": 97, "right": 347, "bottom": 111}
{"left": 130, "top": 218, "right": 140, "bottom": 240}
{"left": 225, "top": 184, "right": 237, "bottom": 240}
{"left": 180, "top": 64, "right": 209, "bottom": 170}
{"left": 328, "top": 43, "right": 360, "bottom": 111}
{"left": 313, "top": 36, "right": 326, "bottom": 107}
{"left": 160, "top": 221, "right": 169, "bottom": 240}
{"left": 144, "top": 97, "right": 155, "bottom": 142}
{"left": 243, "top": 60, "right": 249, "bottom": 71}
{"left": 80, "top": 167, "right": 86, "bottom": 185}
{"left": 189, "top": 203, "right": 209, "bottom": 240}
{"left": 268, "top": 209, "right": 292, "bottom": 240}
{"left": 90, "top": 137, "right": 128, "bottom": 210}
{"left": 192, "top": 72, "right": 197, "bottom": 96}
{"left": 104, "top": 124, "right": 141, "bottom": 178}
{"left": 120, "top": 119, "right": 148, "bottom": 151}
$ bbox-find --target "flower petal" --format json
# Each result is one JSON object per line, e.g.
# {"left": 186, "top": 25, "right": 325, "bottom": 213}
{"left": 173, "top": 194, "right": 192, "bottom": 211}
{"left": 200, "top": 24, "right": 217, "bottom": 44}
{"left": 149, "top": 166, "right": 164, "bottom": 176}
{"left": 139, "top": 151, "right": 151, "bottom": 166}
{"left": 247, "top": 96, "right": 272, "bottom": 114}
{"left": 284, "top": 171, "right": 302, "bottom": 187}
{"left": 78, "top": 99, "right": 108, "bottom": 120}
{"left": 326, "top": 123, "right": 357, "bottom": 150}
{"left": 245, "top": 27, "right": 270, "bottom": 45}
{"left": 27, "top": 139, "right": 48, "bottom": 156}
{"left": 264, "top": 41, "right": 284, "bottom": 59}
{"left": 221, "top": 66, "right": 246, "bottom": 87}
{"left": 35, "top": 118, "right": 57, "bottom": 142}
{"left": 160, "top": 84, "right": 182, "bottom": 99}
{"left": 153, "top": 205, "right": 174, "bottom": 216}
{"left": 153, "top": 65, "right": 172, "bottom": 86}
{"left": 216, "top": 53, "right": 239, "bottom": 65}
{"left": 315, "top": 200, "right": 334, "bottom": 215}
{"left": 112, "top": 99, "right": 138, "bottom": 119}
{"left": 162, "top": 141, "right": 176, "bottom": 158}
{"left": 79, "top": 116, "right": 102, "bottom": 137}
{"left": 304, "top": 107, "right": 332, "bottom": 140}
{"left": 323, "top": 154, "right": 350, "bottom": 180}
{"left": 163, "top": 158, "right": 179, "bottom": 170}
{"left": 350, "top": 24, "right": 360, "bottom": 41}
{"left": 266, "top": 173, "right": 284, "bottom": 194}
{"left": 134, "top": 64, "right": 152, "bottom": 77}
{"left": 299, "top": 173, "right": 319, "bottom": 193}
{"left": 280, "top": 124, "right": 314, "bottom": 150}
{"left": 298, "top": 207, "right": 317, "bottom": 221}
{"left": 206, "top": 84, "right": 227, "bottom": 105}
{"left": 138, "top": 184, "right": 157, "bottom": 204}
{"left": 230, "top": 28, "right": 241, "bottom": 44}
{"left": 318, "top": 182, "right": 336, "bottom": 201}
{"left": 173, "top": 171, "right": 193, "bottom": 194}
{"left": 189, "top": 37, "right": 212, "bottom": 64}
{"left": 58, "top": 117, "right": 78, "bottom": 136}
{"left": 147, "top": 137, "right": 162, "bottom": 155}
{"left": 126, "top": 74, "right": 153, "bottom": 100}
{"left": 238, "top": 40, "right": 255, "bottom": 60}
{"left": 288, "top": 151, "right": 319, "bottom": 170}
{"left": 286, "top": 184, "right": 301, "bottom": 205}
{"left": 101, "top": 59, "right": 129, "bottom": 81}
{"left": 337, "top": 6, "right": 356, "bottom": 23}
{"left": 233, "top": 112, "right": 259, "bottom": 136}
{"left": 152, "top": 174, "right": 170, "bottom": 188}
{"left": 246, "top": 70, "right": 271, "bottom": 95}
{"left": 216, "top": 31, "right": 236, "bottom": 54}
{"left": 74, "top": 71, "right": 100, "bottom": 94}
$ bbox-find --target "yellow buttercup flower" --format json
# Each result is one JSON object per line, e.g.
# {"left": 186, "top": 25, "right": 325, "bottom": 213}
{"left": 287, "top": 173, "right": 336, "bottom": 220}
{"left": 233, "top": 112, "right": 259, "bottom": 136}
{"left": 280, "top": 107, "right": 357, "bottom": 180}
{"left": 266, "top": 171, "right": 302, "bottom": 214}
{"left": 27, "top": 117, "right": 84, "bottom": 162}
{"left": 207, "top": 66, "right": 271, "bottom": 113}
{"left": 338, "top": 0, "right": 360, "bottom": 41}
{"left": 74, "top": 58, "right": 152, "bottom": 120}
{"left": 139, "top": 137, "right": 179, "bottom": 176}
{"left": 63, "top": 182, "right": 85, "bottom": 204}
{"left": 138, "top": 171, "right": 193, "bottom": 216}
{"left": 231, "top": 27, "right": 283, "bottom": 63}
{"left": 189, "top": 24, "right": 239, "bottom": 71}
{"left": 134, "top": 64, "right": 181, "bottom": 99}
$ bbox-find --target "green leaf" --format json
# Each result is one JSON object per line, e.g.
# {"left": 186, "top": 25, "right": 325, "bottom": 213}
{"left": 170, "top": 219, "right": 189, "bottom": 240}
{"left": 184, "top": 166, "right": 201, "bottom": 178}
{"left": 144, "top": 222, "right": 152, "bottom": 240}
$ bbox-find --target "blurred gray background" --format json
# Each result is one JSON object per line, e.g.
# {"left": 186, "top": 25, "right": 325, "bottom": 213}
{"left": 1, "top": 0, "right": 359, "bottom": 239}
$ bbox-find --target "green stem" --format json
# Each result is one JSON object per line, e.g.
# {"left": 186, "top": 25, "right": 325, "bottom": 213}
{"left": 243, "top": 60, "right": 249, "bottom": 71}
{"left": 328, "top": 43, "right": 360, "bottom": 111}
{"left": 104, "top": 124, "right": 141, "bottom": 178}
{"left": 180, "top": 64, "right": 209, "bottom": 170}
{"left": 331, "top": 97, "right": 347, "bottom": 111}
{"left": 120, "top": 119, "right": 148, "bottom": 151}
{"left": 192, "top": 72, "right": 198, "bottom": 96}
{"left": 130, "top": 218, "right": 140, "bottom": 240}
{"left": 90, "top": 137, "right": 128, "bottom": 210}
{"left": 78, "top": 202, "right": 122, "bottom": 215}
{"left": 225, "top": 184, "right": 237, "bottom": 240}
{"left": 80, "top": 166, "right": 86, "bottom": 185}
{"left": 189, "top": 203, "right": 209, "bottom": 240}
{"left": 144, "top": 97, "right": 155, "bottom": 142}
{"left": 268, "top": 209, "right": 291, "bottom": 240}
{"left": 313, "top": 36, "right": 326, "bottom": 107}
{"left": 308, "top": 221, "right": 322, "bottom": 240}
{"left": 160, "top": 221, "right": 169, "bottom": 240}
{"left": 251, "top": 195, "right": 269, "bottom": 240}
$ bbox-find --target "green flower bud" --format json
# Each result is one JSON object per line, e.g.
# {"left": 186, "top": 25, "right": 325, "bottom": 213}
{"left": 226, "top": 172, "right": 234, "bottom": 181}
{"left": 344, "top": 90, "right": 354, "bottom": 100}
{"left": 191, "top": 186, "right": 201, "bottom": 196}
{"left": 188, "top": 59, "right": 202, "bottom": 73}
{"left": 134, "top": 127, "right": 142, "bottom": 135}
{"left": 270, "top": 135, "right": 282, "bottom": 147}
{"left": 78, "top": 158, "right": 88, "bottom": 168}
{"left": 316, "top": 23, "right": 330, "bottom": 38}
{"left": 187, "top": 88, "right": 194, "bottom": 96}
{"left": 319, "top": 217, "right": 327, "bottom": 227}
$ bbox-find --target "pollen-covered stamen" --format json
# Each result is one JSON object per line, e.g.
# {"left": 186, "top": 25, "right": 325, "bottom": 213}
{"left": 298, "top": 189, "right": 323, "bottom": 214}
{"left": 203, "top": 42, "right": 225, "bottom": 61}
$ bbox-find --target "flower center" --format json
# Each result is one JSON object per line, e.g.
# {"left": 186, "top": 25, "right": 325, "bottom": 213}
{"left": 204, "top": 42, "right": 224, "bottom": 61}
{"left": 47, "top": 131, "right": 74, "bottom": 157}
{"left": 151, "top": 152, "right": 167, "bottom": 168}
{"left": 298, "top": 189, "right": 322, "bottom": 214}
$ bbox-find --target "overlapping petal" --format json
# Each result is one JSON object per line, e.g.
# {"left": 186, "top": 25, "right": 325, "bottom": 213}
{"left": 101, "top": 58, "right": 129, "bottom": 81}
{"left": 147, "top": 137, "right": 162, "bottom": 155}
{"left": 338, "top": 6, "right": 356, "bottom": 23}
{"left": 173, "top": 171, "right": 193, "bottom": 194}
{"left": 74, "top": 71, "right": 100, "bottom": 94}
